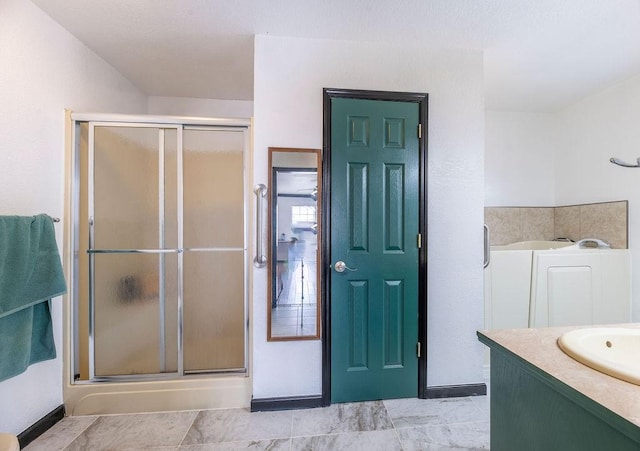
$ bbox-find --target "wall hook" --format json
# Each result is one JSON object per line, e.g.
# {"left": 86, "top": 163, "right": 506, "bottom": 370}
{"left": 609, "top": 157, "right": 640, "bottom": 168}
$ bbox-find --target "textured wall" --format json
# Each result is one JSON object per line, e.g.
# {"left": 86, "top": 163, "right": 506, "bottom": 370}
{"left": 253, "top": 35, "right": 485, "bottom": 397}
{"left": 0, "top": 0, "right": 146, "bottom": 434}
{"left": 555, "top": 73, "right": 640, "bottom": 321}
{"left": 484, "top": 111, "right": 557, "bottom": 207}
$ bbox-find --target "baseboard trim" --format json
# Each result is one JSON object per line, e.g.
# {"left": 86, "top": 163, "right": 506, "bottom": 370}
{"left": 251, "top": 395, "right": 323, "bottom": 412}
{"left": 425, "top": 383, "right": 487, "bottom": 399}
{"left": 18, "top": 404, "right": 65, "bottom": 448}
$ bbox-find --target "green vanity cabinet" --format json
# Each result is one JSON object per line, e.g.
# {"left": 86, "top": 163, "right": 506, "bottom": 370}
{"left": 478, "top": 329, "right": 640, "bottom": 451}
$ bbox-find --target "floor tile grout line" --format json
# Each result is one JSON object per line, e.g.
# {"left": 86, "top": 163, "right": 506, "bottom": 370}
{"left": 171, "top": 408, "right": 294, "bottom": 447}
{"left": 466, "top": 394, "right": 484, "bottom": 414}
{"left": 469, "top": 395, "right": 490, "bottom": 415}
{"left": 392, "top": 419, "right": 490, "bottom": 431}
{"left": 289, "top": 429, "right": 398, "bottom": 440}
{"left": 382, "top": 400, "right": 399, "bottom": 431}
{"left": 59, "top": 414, "right": 101, "bottom": 450}
{"left": 289, "top": 410, "right": 295, "bottom": 451}
{"left": 383, "top": 399, "right": 406, "bottom": 450}
{"left": 176, "top": 409, "right": 201, "bottom": 447}
{"left": 174, "top": 437, "right": 292, "bottom": 447}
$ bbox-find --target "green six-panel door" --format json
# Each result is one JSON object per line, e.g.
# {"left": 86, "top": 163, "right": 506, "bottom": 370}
{"left": 331, "top": 97, "right": 419, "bottom": 402}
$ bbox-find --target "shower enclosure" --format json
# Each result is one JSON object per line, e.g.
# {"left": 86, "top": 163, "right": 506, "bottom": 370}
{"left": 71, "top": 115, "right": 249, "bottom": 383}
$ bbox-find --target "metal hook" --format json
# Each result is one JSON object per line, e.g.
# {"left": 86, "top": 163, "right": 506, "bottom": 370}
{"left": 609, "top": 157, "right": 640, "bottom": 168}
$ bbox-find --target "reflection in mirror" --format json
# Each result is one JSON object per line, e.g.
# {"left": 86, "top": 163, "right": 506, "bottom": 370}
{"left": 268, "top": 147, "right": 321, "bottom": 341}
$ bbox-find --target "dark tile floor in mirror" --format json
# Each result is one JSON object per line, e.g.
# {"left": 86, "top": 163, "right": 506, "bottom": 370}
{"left": 24, "top": 396, "right": 489, "bottom": 450}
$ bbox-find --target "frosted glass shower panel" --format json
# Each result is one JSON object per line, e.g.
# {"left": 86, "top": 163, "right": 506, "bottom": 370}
{"left": 183, "top": 129, "right": 245, "bottom": 249}
{"left": 93, "top": 252, "right": 178, "bottom": 377}
{"left": 93, "top": 126, "right": 159, "bottom": 250}
{"left": 183, "top": 251, "right": 245, "bottom": 372}
{"left": 182, "top": 128, "right": 246, "bottom": 373}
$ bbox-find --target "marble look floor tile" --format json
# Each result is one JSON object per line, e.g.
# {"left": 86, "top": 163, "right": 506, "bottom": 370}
{"left": 383, "top": 397, "right": 485, "bottom": 428}
{"left": 118, "top": 447, "right": 178, "bottom": 451}
{"left": 181, "top": 409, "right": 293, "bottom": 445}
{"left": 24, "top": 416, "right": 98, "bottom": 451}
{"left": 397, "top": 421, "right": 490, "bottom": 450}
{"left": 24, "top": 397, "right": 491, "bottom": 450}
{"left": 291, "top": 430, "right": 402, "bottom": 451}
{"left": 470, "top": 395, "right": 489, "bottom": 415}
{"left": 64, "top": 411, "right": 198, "bottom": 451}
{"left": 179, "top": 438, "right": 291, "bottom": 450}
{"left": 292, "top": 401, "right": 392, "bottom": 436}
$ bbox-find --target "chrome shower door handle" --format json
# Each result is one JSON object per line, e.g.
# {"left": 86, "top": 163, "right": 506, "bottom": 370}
{"left": 333, "top": 261, "right": 357, "bottom": 273}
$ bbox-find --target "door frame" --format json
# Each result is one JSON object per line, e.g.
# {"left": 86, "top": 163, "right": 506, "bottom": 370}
{"left": 321, "top": 88, "right": 428, "bottom": 405}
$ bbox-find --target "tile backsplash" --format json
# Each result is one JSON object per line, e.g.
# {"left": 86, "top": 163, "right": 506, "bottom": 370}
{"left": 485, "top": 200, "right": 628, "bottom": 249}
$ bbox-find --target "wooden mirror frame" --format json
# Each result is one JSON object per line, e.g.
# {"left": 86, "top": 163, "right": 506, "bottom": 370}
{"left": 267, "top": 147, "right": 322, "bottom": 341}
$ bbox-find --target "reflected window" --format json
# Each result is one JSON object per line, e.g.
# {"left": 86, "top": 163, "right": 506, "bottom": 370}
{"left": 292, "top": 206, "right": 316, "bottom": 223}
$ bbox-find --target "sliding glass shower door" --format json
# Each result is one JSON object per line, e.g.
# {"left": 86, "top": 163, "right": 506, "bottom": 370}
{"left": 182, "top": 128, "right": 246, "bottom": 373}
{"left": 76, "top": 120, "right": 247, "bottom": 381}
{"left": 91, "top": 125, "right": 179, "bottom": 378}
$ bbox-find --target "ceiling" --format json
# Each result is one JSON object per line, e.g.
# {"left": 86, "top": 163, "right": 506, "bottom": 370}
{"left": 278, "top": 171, "right": 318, "bottom": 196}
{"left": 32, "top": 0, "right": 640, "bottom": 112}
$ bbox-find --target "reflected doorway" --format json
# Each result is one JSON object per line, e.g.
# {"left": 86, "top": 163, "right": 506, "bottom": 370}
{"left": 267, "top": 147, "right": 322, "bottom": 341}
{"left": 271, "top": 169, "right": 318, "bottom": 337}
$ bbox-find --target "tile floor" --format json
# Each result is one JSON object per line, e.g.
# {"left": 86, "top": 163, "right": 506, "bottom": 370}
{"left": 24, "top": 396, "right": 489, "bottom": 450}
{"left": 270, "top": 304, "right": 318, "bottom": 337}
{"left": 271, "top": 255, "right": 318, "bottom": 337}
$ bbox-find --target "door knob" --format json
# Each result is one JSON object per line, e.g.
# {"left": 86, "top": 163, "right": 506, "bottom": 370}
{"left": 334, "top": 261, "right": 357, "bottom": 273}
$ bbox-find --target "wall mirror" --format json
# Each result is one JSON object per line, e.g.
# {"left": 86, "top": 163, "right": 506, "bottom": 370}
{"left": 268, "top": 147, "right": 321, "bottom": 341}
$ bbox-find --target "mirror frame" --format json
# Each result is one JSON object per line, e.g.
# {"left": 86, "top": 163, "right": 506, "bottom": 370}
{"left": 267, "top": 147, "right": 322, "bottom": 341}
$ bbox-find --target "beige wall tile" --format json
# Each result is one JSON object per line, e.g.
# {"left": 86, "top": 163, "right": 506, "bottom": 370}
{"left": 484, "top": 207, "right": 522, "bottom": 245}
{"left": 485, "top": 201, "right": 628, "bottom": 248}
{"left": 521, "top": 208, "right": 554, "bottom": 241}
{"left": 579, "top": 201, "right": 628, "bottom": 249}
{"left": 554, "top": 206, "right": 581, "bottom": 242}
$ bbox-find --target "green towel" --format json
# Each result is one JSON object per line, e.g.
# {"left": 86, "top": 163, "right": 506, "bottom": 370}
{"left": 0, "top": 215, "right": 66, "bottom": 382}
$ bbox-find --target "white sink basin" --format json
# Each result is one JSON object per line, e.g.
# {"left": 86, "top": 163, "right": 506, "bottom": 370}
{"left": 557, "top": 328, "right": 640, "bottom": 385}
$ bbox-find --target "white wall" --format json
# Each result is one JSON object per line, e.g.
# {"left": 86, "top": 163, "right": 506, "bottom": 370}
{"left": 253, "top": 35, "right": 485, "bottom": 398}
{"left": 0, "top": 0, "right": 146, "bottom": 434}
{"left": 485, "top": 111, "right": 557, "bottom": 206}
{"left": 147, "top": 96, "right": 253, "bottom": 118}
{"left": 554, "top": 73, "right": 640, "bottom": 321}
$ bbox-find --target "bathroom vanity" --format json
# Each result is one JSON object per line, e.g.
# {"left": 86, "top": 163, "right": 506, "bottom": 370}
{"left": 478, "top": 325, "right": 640, "bottom": 450}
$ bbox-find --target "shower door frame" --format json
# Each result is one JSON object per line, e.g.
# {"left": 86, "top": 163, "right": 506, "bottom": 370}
{"left": 70, "top": 113, "right": 251, "bottom": 384}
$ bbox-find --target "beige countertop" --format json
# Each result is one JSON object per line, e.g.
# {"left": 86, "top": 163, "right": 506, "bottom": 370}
{"left": 478, "top": 323, "right": 640, "bottom": 428}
